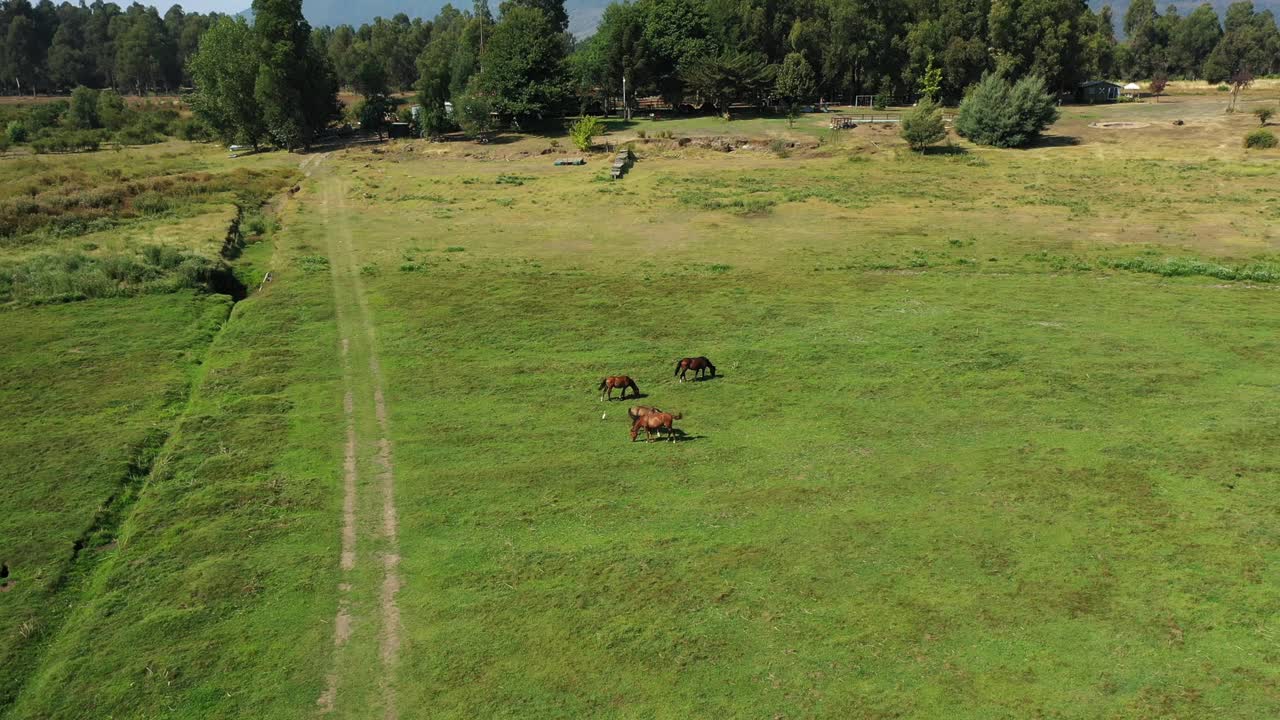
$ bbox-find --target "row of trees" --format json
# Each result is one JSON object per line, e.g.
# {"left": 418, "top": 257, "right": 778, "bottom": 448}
{"left": 401, "top": 0, "right": 1280, "bottom": 136}
{"left": 8, "top": 0, "right": 1279, "bottom": 150}
{"left": 1120, "top": 0, "right": 1280, "bottom": 81}
{"left": 0, "top": 0, "right": 219, "bottom": 95}
{"left": 8, "top": 1, "right": 1280, "bottom": 103}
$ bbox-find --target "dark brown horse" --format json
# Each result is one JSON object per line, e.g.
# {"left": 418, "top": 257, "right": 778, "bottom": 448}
{"left": 599, "top": 376, "right": 640, "bottom": 401}
{"left": 630, "top": 412, "right": 683, "bottom": 443}
{"left": 674, "top": 357, "right": 717, "bottom": 382}
{"left": 628, "top": 406, "right": 663, "bottom": 423}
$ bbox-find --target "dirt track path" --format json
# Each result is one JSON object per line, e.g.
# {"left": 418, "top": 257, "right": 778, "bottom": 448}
{"left": 313, "top": 163, "right": 403, "bottom": 719}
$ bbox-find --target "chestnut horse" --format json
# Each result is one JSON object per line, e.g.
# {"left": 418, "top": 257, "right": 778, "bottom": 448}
{"left": 628, "top": 406, "right": 662, "bottom": 423}
{"left": 630, "top": 412, "right": 683, "bottom": 443}
{"left": 674, "top": 357, "right": 717, "bottom": 382}
{"left": 599, "top": 376, "right": 640, "bottom": 401}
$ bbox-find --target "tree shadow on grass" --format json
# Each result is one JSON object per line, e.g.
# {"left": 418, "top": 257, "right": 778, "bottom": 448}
{"left": 1031, "top": 134, "right": 1082, "bottom": 148}
{"left": 921, "top": 144, "right": 969, "bottom": 156}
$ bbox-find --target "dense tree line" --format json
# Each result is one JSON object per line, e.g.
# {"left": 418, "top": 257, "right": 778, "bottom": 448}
{"left": 6, "top": 0, "right": 1279, "bottom": 147}
{"left": 6, "top": 0, "right": 1279, "bottom": 103}
{"left": 1120, "top": 0, "right": 1280, "bottom": 80}
{"left": 572, "top": 0, "right": 1280, "bottom": 111}
{"left": 0, "top": 0, "right": 217, "bottom": 94}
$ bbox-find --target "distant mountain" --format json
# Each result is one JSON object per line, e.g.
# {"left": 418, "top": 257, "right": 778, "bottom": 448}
{"left": 268, "top": 0, "right": 1279, "bottom": 38}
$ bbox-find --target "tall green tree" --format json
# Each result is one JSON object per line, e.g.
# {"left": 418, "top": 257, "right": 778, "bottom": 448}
{"left": 500, "top": 0, "right": 568, "bottom": 32}
{"left": 115, "top": 6, "right": 172, "bottom": 93}
{"left": 46, "top": 15, "right": 90, "bottom": 90}
{"left": 189, "top": 17, "right": 266, "bottom": 148}
{"left": 1169, "top": 4, "right": 1223, "bottom": 79}
{"left": 251, "top": 0, "right": 339, "bottom": 150}
{"left": 988, "top": 0, "right": 1094, "bottom": 91}
{"left": 416, "top": 9, "right": 464, "bottom": 137}
{"left": 4, "top": 14, "right": 42, "bottom": 95}
{"left": 682, "top": 50, "right": 774, "bottom": 118}
{"left": 1204, "top": 3, "right": 1280, "bottom": 81}
{"left": 467, "top": 5, "right": 568, "bottom": 123}
{"left": 774, "top": 51, "right": 816, "bottom": 123}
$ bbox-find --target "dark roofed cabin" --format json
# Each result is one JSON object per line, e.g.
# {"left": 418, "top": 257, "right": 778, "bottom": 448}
{"left": 1077, "top": 80, "right": 1121, "bottom": 104}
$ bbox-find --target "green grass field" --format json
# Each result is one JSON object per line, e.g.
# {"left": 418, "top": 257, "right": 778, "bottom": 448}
{"left": 2, "top": 93, "right": 1278, "bottom": 718}
{"left": 0, "top": 292, "right": 232, "bottom": 708}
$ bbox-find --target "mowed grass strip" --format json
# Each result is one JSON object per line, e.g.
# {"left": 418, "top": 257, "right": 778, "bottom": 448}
{"left": 0, "top": 292, "right": 230, "bottom": 710}
{"left": 8, "top": 219, "right": 345, "bottom": 717}
{"left": 372, "top": 266, "right": 1278, "bottom": 718}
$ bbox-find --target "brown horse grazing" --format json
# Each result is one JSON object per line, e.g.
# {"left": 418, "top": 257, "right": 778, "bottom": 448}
{"left": 630, "top": 412, "right": 683, "bottom": 443}
{"left": 599, "top": 376, "right": 640, "bottom": 401}
{"left": 627, "top": 406, "right": 662, "bottom": 423}
{"left": 674, "top": 357, "right": 717, "bottom": 382}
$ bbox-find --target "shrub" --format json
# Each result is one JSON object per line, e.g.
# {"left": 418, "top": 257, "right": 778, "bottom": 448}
{"left": 954, "top": 73, "right": 1059, "bottom": 148}
{"left": 69, "top": 86, "right": 101, "bottom": 129}
{"left": 114, "top": 124, "right": 163, "bottom": 146}
{"left": 97, "top": 89, "right": 128, "bottom": 130}
{"left": 900, "top": 98, "right": 947, "bottom": 151}
{"left": 768, "top": 137, "right": 790, "bottom": 157}
{"left": 6, "top": 120, "right": 28, "bottom": 144}
{"left": 358, "top": 94, "right": 393, "bottom": 139}
{"left": 1243, "top": 129, "right": 1277, "bottom": 149}
{"left": 1255, "top": 107, "right": 1275, "bottom": 126}
{"left": 0, "top": 246, "right": 224, "bottom": 305}
{"left": 175, "top": 117, "right": 213, "bottom": 142}
{"left": 569, "top": 115, "right": 606, "bottom": 151}
{"left": 30, "top": 129, "right": 102, "bottom": 154}
{"left": 0, "top": 134, "right": 9, "bottom": 154}
{"left": 27, "top": 102, "right": 68, "bottom": 132}
{"left": 455, "top": 91, "right": 496, "bottom": 142}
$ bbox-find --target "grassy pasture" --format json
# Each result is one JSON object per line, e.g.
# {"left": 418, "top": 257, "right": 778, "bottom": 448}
{"left": 3, "top": 92, "right": 1279, "bottom": 718}
{"left": 0, "top": 143, "right": 295, "bottom": 305}
{"left": 7, "top": 236, "right": 344, "bottom": 718}
{"left": 333, "top": 99, "right": 1280, "bottom": 716}
{"left": 0, "top": 292, "right": 232, "bottom": 709}
{"left": 0, "top": 144, "right": 302, "bottom": 714}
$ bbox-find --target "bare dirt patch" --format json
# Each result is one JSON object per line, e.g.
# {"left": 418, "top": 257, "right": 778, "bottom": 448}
{"left": 1090, "top": 121, "right": 1151, "bottom": 130}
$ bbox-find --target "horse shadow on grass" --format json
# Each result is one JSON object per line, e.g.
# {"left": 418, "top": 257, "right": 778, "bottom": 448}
{"left": 687, "top": 373, "right": 723, "bottom": 383}
{"left": 637, "top": 428, "right": 705, "bottom": 444}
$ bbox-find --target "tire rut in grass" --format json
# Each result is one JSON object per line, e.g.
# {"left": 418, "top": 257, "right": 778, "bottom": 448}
{"left": 315, "top": 171, "right": 403, "bottom": 719}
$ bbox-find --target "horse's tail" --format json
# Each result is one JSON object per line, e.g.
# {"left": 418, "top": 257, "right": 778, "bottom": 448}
{"left": 598, "top": 378, "right": 607, "bottom": 392}
{"left": 674, "top": 360, "right": 683, "bottom": 377}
